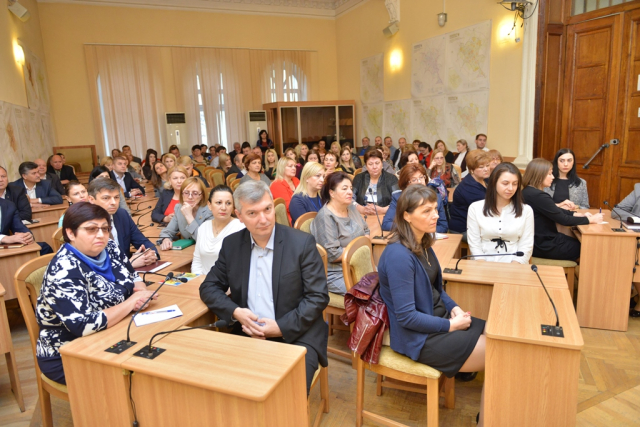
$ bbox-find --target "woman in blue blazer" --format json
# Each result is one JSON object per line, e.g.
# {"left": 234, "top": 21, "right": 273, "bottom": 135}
{"left": 378, "top": 185, "right": 486, "bottom": 422}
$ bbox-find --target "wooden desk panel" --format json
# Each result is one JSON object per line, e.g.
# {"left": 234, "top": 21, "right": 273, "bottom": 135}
{"left": 372, "top": 234, "right": 462, "bottom": 269}
{"left": 147, "top": 275, "right": 204, "bottom": 300}
{"left": 485, "top": 284, "right": 583, "bottom": 427}
{"left": 0, "top": 243, "right": 41, "bottom": 299}
{"left": 31, "top": 203, "right": 68, "bottom": 221}
{"left": 0, "top": 282, "right": 24, "bottom": 410}
{"left": 27, "top": 218, "right": 59, "bottom": 248}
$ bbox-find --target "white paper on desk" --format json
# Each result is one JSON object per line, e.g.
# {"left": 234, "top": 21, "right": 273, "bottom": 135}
{"left": 134, "top": 304, "right": 183, "bottom": 327}
{"left": 435, "top": 233, "right": 449, "bottom": 240}
{"left": 148, "top": 262, "right": 171, "bottom": 273}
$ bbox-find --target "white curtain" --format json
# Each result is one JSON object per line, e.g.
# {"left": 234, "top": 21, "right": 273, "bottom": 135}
{"left": 249, "top": 50, "right": 311, "bottom": 104}
{"left": 85, "top": 45, "right": 165, "bottom": 156}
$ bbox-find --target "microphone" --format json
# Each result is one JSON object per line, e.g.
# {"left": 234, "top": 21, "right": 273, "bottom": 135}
{"left": 135, "top": 208, "right": 154, "bottom": 229}
{"left": 604, "top": 201, "right": 625, "bottom": 232}
{"left": 613, "top": 204, "right": 640, "bottom": 224}
{"left": 368, "top": 187, "right": 385, "bottom": 239}
{"left": 444, "top": 251, "right": 525, "bottom": 274}
{"left": 141, "top": 271, "right": 187, "bottom": 286}
{"left": 105, "top": 272, "right": 175, "bottom": 354}
{"left": 531, "top": 265, "right": 564, "bottom": 338}
{"left": 133, "top": 319, "right": 229, "bottom": 359}
{"left": 132, "top": 203, "right": 152, "bottom": 212}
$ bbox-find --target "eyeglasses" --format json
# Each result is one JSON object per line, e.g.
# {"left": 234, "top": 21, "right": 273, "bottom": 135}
{"left": 78, "top": 226, "right": 112, "bottom": 235}
{"left": 183, "top": 191, "right": 202, "bottom": 197}
{"left": 409, "top": 175, "right": 427, "bottom": 184}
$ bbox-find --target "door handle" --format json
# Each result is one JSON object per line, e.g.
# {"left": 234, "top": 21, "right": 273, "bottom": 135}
{"left": 583, "top": 143, "right": 609, "bottom": 169}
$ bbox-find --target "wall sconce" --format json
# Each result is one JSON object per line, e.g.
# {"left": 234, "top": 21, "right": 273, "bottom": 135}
{"left": 13, "top": 41, "right": 25, "bottom": 65}
{"left": 438, "top": 0, "right": 447, "bottom": 27}
{"left": 390, "top": 49, "right": 403, "bottom": 71}
{"left": 8, "top": 0, "right": 30, "bottom": 22}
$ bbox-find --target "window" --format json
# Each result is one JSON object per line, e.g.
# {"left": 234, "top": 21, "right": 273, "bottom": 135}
{"left": 573, "top": 0, "right": 634, "bottom": 15}
{"left": 270, "top": 62, "right": 305, "bottom": 102}
{"left": 196, "top": 72, "right": 227, "bottom": 148}
{"left": 97, "top": 75, "right": 111, "bottom": 153}
{"left": 196, "top": 74, "right": 207, "bottom": 146}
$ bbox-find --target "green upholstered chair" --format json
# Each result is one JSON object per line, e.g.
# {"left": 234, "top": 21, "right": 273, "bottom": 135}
{"left": 274, "top": 198, "right": 290, "bottom": 227}
{"left": 293, "top": 212, "right": 317, "bottom": 233}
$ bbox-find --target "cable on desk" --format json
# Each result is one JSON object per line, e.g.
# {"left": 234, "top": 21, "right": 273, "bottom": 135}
{"left": 129, "top": 371, "right": 139, "bottom": 427}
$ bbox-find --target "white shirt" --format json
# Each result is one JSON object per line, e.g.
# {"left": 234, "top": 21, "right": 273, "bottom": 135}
{"left": 24, "top": 182, "right": 41, "bottom": 203}
{"left": 192, "top": 219, "right": 245, "bottom": 275}
{"left": 454, "top": 152, "right": 468, "bottom": 178}
{"left": 114, "top": 172, "right": 127, "bottom": 193}
{"left": 466, "top": 200, "right": 534, "bottom": 264}
{"left": 211, "top": 157, "right": 220, "bottom": 168}
{"left": 110, "top": 216, "right": 119, "bottom": 244}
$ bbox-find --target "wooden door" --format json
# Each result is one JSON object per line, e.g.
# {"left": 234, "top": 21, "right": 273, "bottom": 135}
{"left": 611, "top": 10, "right": 640, "bottom": 205}
{"left": 562, "top": 15, "right": 623, "bottom": 207}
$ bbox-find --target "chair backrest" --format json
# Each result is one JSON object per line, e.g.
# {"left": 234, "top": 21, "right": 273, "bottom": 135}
{"left": 354, "top": 168, "right": 363, "bottom": 177}
{"left": 14, "top": 254, "right": 55, "bottom": 368}
{"left": 273, "top": 198, "right": 290, "bottom": 227}
{"left": 211, "top": 169, "right": 226, "bottom": 187}
{"left": 195, "top": 164, "right": 206, "bottom": 174}
{"left": 203, "top": 166, "right": 215, "bottom": 175}
{"left": 230, "top": 178, "right": 242, "bottom": 191}
{"left": 226, "top": 174, "right": 236, "bottom": 187}
{"left": 293, "top": 211, "right": 317, "bottom": 232}
{"left": 52, "top": 227, "right": 64, "bottom": 251}
{"left": 316, "top": 244, "right": 328, "bottom": 276}
{"left": 341, "top": 236, "right": 375, "bottom": 292}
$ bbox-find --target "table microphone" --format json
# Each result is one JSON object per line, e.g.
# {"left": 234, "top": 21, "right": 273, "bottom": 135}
{"left": 604, "top": 201, "right": 625, "bottom": 232}
{"left": 531, "top": 265, "right": 564, "bottom": 338}
{"left": 105, "top": 272, "right": 175, "bottom": 354}
{"left": 141, "top": 271, "right": 188, "bottom": 286}
{"left": 444, "top": 251, "right": 525, "bottom": 274}
{"left": 135, "top": 209, "right": 155, "bottom": 230}
{"left": 368, "top": 188, "right": 385, "bottom": 239}
{"left": 134, "top": 319, "right": 229, "bottom": 359}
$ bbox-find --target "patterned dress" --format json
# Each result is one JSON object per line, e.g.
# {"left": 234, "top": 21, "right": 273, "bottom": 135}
{"left": 36, "top": 240, "right": 139, "bottom": 383}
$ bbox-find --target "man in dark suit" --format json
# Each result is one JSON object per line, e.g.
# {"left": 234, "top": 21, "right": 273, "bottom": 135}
{"left": 0, "top": 167, "right": 32, "bottom": 221}
{"left": 87, "top": 178, "right": 158, "bottom": 268}
{"left": 391, "top": 137, "right": 407, "bottom": 170}
{"left": 47, "top": 154, "right": 77, "bottom": 184}
{"left": 200, "top": 180, "right": 329, "bottom": 394}
{"left": 110, "top": 156, "right": 145, "bottom": 198}
{"left": 0, "top": 198, "right": 34, "bottom": 246}
{"left": 13, "top": 162, "right": 64, "bottom": 207}
{"left": 122, "top": 145, "right": 142, "bottom": 164}
{"left": 227, "top": 153, "right": 243, "bottom": 178}
{"left": 229, "top": 142, "right": 242, "bottom": 163}
{"left": 35, "top": 158, "right": 65, "bottom": 195}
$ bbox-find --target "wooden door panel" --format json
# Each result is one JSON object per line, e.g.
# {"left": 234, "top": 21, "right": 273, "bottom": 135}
{"left": 574, "top": 67, "right": 607, "bottom": 97}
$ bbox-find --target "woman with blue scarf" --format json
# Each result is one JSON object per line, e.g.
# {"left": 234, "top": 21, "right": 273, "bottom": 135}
{"left": 36, "top": 202, "right": 157, "bottom": 385}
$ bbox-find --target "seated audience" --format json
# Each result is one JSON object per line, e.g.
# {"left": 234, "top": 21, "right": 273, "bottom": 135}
{"left": 256, "top": 129, "right": 274, "bottom": 150}
{"left": 330, "top": 141, "right": 341, "bottom": 157}
{"left": 398, "top": 150, "right": 420, "bottom": 170}
{"left": 239, "top": 153, "right": 271, "bottom": 186}
{"left": 453, "top": 139, "right": 470, "bottom": 177}
{"left": 339, "top": 147, "right": 356, "bottom": 175}
{"left": 0, "top": 197, "right": 35, "bottom": 246}
{"left": 152, "top": 166, "right": 188, "bottom": 224}
{"left": 251, "top": 146, "right": 265, "bottom": 168}
{"left": 192, "top": 186, "right": 245, "bottom": 275}
{"left": 111, "top": 148, "right": 121, "bottom": 158}
{"left": 211, "top": 146, "right": 226, "bottom": 168}
{"left": 290, "top": 162, "right": 326, "bottom": 226}
{"left": 295, "top": 144, "right": 309, "bottom": 178}
{"left": 522, "top": 159, "right": 602, "bottom": 261}
{"left": 122, "top": 145, "right": 142, "bottom": 164}
{"left": 417, "top": 142, "right": 432, "bottom": 166}
{"left": 191, "top": 144, "right": 208, "bottom": 166}
{"left": 307, "top": 150, "right": 320, "bottom": 164}
{"left": 199, "top": 180, "right": 329, "bottom": 394}
{"left": 35, "top": 158, "right": 64, "bottom": 195}
{"left": 158, "top": 177, "right": 213, "bottom": 250}
{"left": 217, "top": 153, "right": 234, "bottom": 178}
{"left": 358, "top": 137, "right": 371, "bottom": 156}
{"left": 270, "top": 157, "right": 300, "bottom": 223}
{"left": 0, "top": 166, "right": 31, "bottom": 221}
{"left": 380, "top": 146, "right": 397, "bottom": 175}
{"left": 100, "top": 156, "right": 114, "bottom": 171}
{"left": 162, "top": 153, "right": 177, "bottom": 170}
{"left": 35, "top": 202, "right": 156, "bottom": 385}
{"left": 311, "top": 172, "right": 369, "bottom": 295}
{"left": 621, "top": 183, "right": 640, "bottom": 317}
{"left": 435, "top": 140, "right": 455, "bottom": 164}
{"left": 14, "top": 162, "right": 64, "bottom": 206}
{"left": 58, "top": 182, "right": 88, "bottom": 227}
{"left": 149, "top": 161, "right": 168, "bottom": 197}
{"left": 428, "top": 149, "right": 460, "bottom": 188}
{"left": 241, "top": 142, "right": 252, "bottom": 156}
{"left": 47, "top": 154, "right": 77, "bottom": 184}
{"left": 476, "top": 134, "right": 489, "bottom": 151}
{"left": 323, "top": 152, "right": 342, "bottom": 175}
{"left": 89, "top": 167, "right": 130, "bottom": 213}
{"left": 232, "top": 153, "right": 247, "bottom": 179}
{"left": 544, "top": 148, "right": 590, "bottom": 210}
{"left": 127, "top": 159, "right": 144, "bottom": 181}
{"left": 142, "top": 149, "right": 157, "bottom": 180}
{"left": 378, "top": 185, "right": 486, "bottom": 423}
{"left": 169, "top": 144, "right": 181, "bottom": 158}
{"left": 109, "top": 156, "right": 145, "bottom": 198}
{"left": 88, "top": 179, "right": 158, "bottom": 267}
{"left": 179, "top": 156, "right": 209, "bottom": 188}
{"left": 229, "top": 142, "right": 241, "bottom": 163}
{"left": 487, "top": 149, "right": 503, "bottom": 173}
{"left": 353, "top": 150, "right": 399, "bottom": 215}
{"left": 448, "top": 150, "right": 491, "bottom": 242}
{"left": 467, "top": 163, "right": 534, "bottom": 264}
{"left": 264, "top": 149, "right": 279, "bottom": 180}
{"left": 382, "top": 163, "right": 448, "bottom": 233}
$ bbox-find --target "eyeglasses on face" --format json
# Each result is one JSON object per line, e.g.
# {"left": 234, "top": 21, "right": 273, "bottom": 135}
{"left": 183, "top": 191, "right": 202, "bottom": 197}
{"left": 78, "top": 226, "right": 112, "bottom": 235}
{"left": 409, "top": 175, "right": 427, "bottom": 184}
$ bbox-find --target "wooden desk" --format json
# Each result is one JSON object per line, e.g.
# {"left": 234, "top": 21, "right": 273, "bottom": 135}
{"left": 0, "top": 282, "right": 24, "bottom": 411}
{"left": 372, "top": 233, "right": 462, "bottom": 269}
{"left": 61, "top": 293, "right": 212, "bottom": 426}
{"left": 443, "top": 260, "right": 568, "bottom": 320}
{"left": 122, "top": 329, "right": 308, "bottom": 426}
{"left": 0, "top": 243, "right": 41, "bottom": 299}
{"left": 31, "top": 202, "right": 68, "bottom": 221}
{"left": 573, "top": 210, "right": 637, "bottom": 331}
{"left": 27, "top": 218, "right": 59, "bottom": 248}
{"left": 485, "top": 283, "right": 583, "bottom": 426}
{"left": 127, "top": 195, "right": 158, "bottom": 208}
{"left": 147, "top": 274, "right": 204, "bottom": 300}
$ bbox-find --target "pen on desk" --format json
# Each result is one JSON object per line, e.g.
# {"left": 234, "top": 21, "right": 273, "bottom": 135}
{"left": 141, "top": 309, "right": 176, "bottom": 315}
{"left": 599, "top": 207, "right": 602, "bottom": 214}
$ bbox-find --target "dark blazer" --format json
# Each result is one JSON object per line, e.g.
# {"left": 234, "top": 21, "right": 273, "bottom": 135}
{"left": 11, "top": 179, "right": 63, "bottom": 205}
{"left": 444, "top": 151, "right": 455, "bottom": 164}
{"left": 289, "top": 193, "right": 324, "bottom": 226}
{"left": 42, "top": 173, "right": 65, "bottom": 196}
{"left": 383, "top": 189, "right": 448, "bottom": 233}
{"left": 352, "top": 171, "right": 399, "bottom": 207}
{"left": 227, "top": 164, "right": 241, "bottom": 179}
{"left": 200, "top": 224, "right": 330, "bottom": 367}
{"left": 47, "top": 165, "right": 77, "bottom": 182}
{"left": 4, "top": 184, "right": 32, "bottom": 221}
{"left": 151, "top": 189, "right": 176, "bottom": 224}
{"left": 112, "top": 208, "right": 158, "bottom": 258}
{"left": 0, "top": 198, "right": 31, "bottom": 236}
{"left": 109, "top": 171, "right": 145, "bottom": 198}
{"left": 448, "top": 174, "right": 486, "bottom": 233}
{"left": 378, "top": 243, "right": 457, "bottom": 361}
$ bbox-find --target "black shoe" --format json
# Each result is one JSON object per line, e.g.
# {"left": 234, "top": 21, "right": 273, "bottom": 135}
{"left": 455, "top": 371, "right": 478, "bottom": 382}
{"left": 630, "top": 309, "right": 640, "bottom": 318}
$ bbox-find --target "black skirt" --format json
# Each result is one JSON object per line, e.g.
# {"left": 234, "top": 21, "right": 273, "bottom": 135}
{"left": 417, "top": 316, "right": 485, "bottom": 377}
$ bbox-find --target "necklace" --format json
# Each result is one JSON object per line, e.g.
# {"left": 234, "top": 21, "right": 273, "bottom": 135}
{"left": 422, "top": 248, "right": 431, "bottom": 267}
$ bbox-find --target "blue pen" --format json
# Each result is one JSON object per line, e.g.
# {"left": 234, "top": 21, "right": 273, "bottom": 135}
{"left": 141, "top": 309, "right": 176, "bottom": 315}
{"left": 599, "top": 207, "right": 602, "bottom": 214}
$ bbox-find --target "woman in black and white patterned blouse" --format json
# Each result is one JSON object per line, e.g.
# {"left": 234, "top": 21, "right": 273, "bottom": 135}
{"left": 36, "top": 202, "right": 157, "bottom": 385}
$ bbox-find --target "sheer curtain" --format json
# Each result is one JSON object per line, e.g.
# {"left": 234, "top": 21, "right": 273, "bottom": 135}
{"left": 85, "top": 45, "right": 165, "bottom": 156}
{"left": 249, "top": 50, "right": 312, "bottom": 105}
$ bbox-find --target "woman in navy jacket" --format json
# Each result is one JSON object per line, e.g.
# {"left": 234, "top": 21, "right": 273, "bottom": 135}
{"left": 378, "top": 185, "right": 486, "bottom": 422}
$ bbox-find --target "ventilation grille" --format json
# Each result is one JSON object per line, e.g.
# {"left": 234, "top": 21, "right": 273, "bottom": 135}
{"left": 166, "top": 113, "right": 186, "bottom": 124}
{"left": 249, "top": 111, "right": 267, "bottom": 122}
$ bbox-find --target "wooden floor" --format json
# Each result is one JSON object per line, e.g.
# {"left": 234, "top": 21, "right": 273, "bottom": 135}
{"left": 0, "top": 301, "right": 639, "bottom": 426}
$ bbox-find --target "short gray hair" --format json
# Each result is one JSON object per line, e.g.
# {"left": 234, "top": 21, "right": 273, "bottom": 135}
{"left": 233, "top": 180, "right": 272, "bottom": 212}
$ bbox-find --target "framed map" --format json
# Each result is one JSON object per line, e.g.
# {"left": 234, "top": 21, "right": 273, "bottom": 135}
{"left": 361, "top": 103, "right": 384, "bottom": 140}
{"left": 445, "top": 90, "right": 489, "bottom": 146}
{"left": 411, "top": 35, "right": 447, "bottom": 98}
{"left": 360, "top": 54, "right": 384, "bottom": 105}
{"left": 411, "top": 96, "right": 447, "bottom": 142}
{"left": 446, "top": 21, "right": 491, "bottom": 93}
{"left": 383, "top": 100, "right": 412, "bottom": 144}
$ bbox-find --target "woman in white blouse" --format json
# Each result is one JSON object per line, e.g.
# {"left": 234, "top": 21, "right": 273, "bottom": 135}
{"left": 192, "top": 185, "right": 245, "bottom": 275}
{"left": 467, "top": 162, "right": 534, "bottom": 264}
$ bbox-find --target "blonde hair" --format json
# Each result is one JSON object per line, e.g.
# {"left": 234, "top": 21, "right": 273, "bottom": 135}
{"left": 162, "top": 153, "right": 177, "bottom": 165}
{"left": 294, "top": 162, "right": 325, "bottom": 197}
{"left": 179, "top": 177, "right": 207, "bottom": 207}
{"left": 330, "top": 141, "right": 341, "bottom": 154}
{"left": 456, "top": 139, "right": 469, "bottom": 152}
{"left": 100, "top": 156, "right": 113, "bottom": 167}
{"left": 179, "top": 155, "right": 193, "bottom": 166}
{"left": 129, "top": 162, "right": 141, "bottom": 174}
{"left": 163, "top": 165, "right": 189, "bottom": 190}
{"left": 429, "top": 148, "right": 446, "bottom": 171}
{"left": 275, "top": 157, "right": 295, "bottom": 181}
{"left": 339, "top": 146, "right": 355, "bottom": 170}
{"left": 265, "top": 149, "right": 279, "bottom": 167}
{"left": 218, "top": 153, "right": 230, "bottom": 172}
